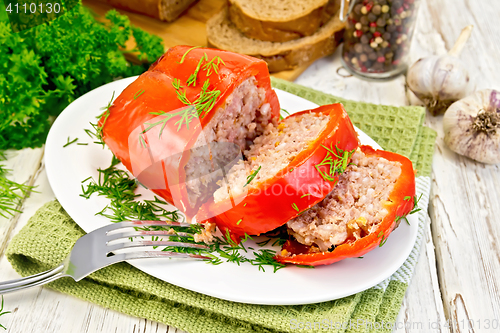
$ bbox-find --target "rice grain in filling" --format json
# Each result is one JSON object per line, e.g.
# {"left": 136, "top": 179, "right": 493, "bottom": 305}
{"left": 287, "top": 149, "right": 402, "bottom": 252}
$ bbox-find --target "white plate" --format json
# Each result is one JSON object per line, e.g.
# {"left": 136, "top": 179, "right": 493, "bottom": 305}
{"left": 45, "top": 77, "right": 418, "bottom": 305}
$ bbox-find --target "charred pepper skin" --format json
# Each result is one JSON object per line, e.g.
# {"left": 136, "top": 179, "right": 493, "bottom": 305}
{"left": 275, "top": 145, "right": 416, "bottom": 266}
{"left": 100, "top": 46, "right": 280, "bottom": 219}
{"left": 203, "top": 104, "right": 360, "bottom": 242}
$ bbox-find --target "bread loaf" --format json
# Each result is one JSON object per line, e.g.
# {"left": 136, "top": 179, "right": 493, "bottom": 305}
{"left": 228, "top": 0, "right": 341, "bottom": 42}
{"left": 97, "top": 0, "right": 198, "bottom": 22}
{"left": 207, "top": 8, "right": 345, "bottom": 72}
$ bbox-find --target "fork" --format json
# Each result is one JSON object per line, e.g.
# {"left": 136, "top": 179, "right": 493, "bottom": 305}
{"left": 0, "top": 220, "right": 210, "bottom": 294}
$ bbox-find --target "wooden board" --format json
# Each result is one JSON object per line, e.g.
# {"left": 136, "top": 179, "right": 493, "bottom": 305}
{"left": 82, "top": 0, "right": 312, "bottom": 81}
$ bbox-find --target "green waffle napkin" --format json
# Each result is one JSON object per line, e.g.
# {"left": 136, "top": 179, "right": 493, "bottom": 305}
{"left": 6, "top": 79, "right": 436, "bottom": 333}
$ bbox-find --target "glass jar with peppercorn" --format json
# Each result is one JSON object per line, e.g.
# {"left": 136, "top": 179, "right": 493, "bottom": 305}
{"left": 339, "top": 0, "right": 421, "bottom": 80}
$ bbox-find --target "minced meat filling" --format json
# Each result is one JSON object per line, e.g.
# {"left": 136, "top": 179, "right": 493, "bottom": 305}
{"left": 213, "top": 112, "right": 330, "bottom": 203}
{"left": 287, "top": 149, "right": 402, "bottom": 252}
{"left": 184, "top": 77, "right": 275, "bottom": 209}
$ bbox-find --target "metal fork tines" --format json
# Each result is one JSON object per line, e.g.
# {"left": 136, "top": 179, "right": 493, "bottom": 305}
{"left": 0, "top": 220, "right": 210, "bottom": 295}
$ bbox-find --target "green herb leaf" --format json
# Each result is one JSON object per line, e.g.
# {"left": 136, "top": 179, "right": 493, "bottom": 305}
{"left": 63, "top": 137, "right": 78, "bottom": 147}
{"left": 315, "top": 143, "right": 355, "bottom": 182}
{"left": 0, "top": 295, "right": 11, "bottom": 330}
{"left": 244, "top": 166, "right": 261, "bottom": 187}
{"left": 0, "top": 162, "right": 35, "bottom": 218}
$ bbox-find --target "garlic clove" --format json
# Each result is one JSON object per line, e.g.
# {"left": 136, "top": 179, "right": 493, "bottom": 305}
{"left": 407, "top": 25, "right": 474, "bottom": 116}
{"left": 443, "top": 89, "right": 500, "bottom": 164}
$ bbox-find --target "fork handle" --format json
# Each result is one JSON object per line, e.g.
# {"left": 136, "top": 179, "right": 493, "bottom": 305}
{"left": 0, "top": 264, "right": 66, "bottom": 295}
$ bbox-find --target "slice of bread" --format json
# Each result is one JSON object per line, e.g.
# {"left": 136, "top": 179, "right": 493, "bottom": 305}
{"left": 228, "top": 0, "right": 341, "bottom": 42}
{"left": 228, "top": 0, "right": 329, "bottom": 22}
{"left": 207, "top": 8, "right": 345, "bottom": 72}
{"left": 97, "top": 0, "right": 198, "bottom": 22}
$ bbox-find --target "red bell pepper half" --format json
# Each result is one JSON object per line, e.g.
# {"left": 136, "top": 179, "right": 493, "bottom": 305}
{"left": 100, "top": 46, "right": 280, "bottom": 218}
{"left": 274, "top": 145, "right": 416, "bottom": 266}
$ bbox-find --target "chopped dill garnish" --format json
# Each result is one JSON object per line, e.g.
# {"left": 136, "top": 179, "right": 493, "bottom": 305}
{"left": 81, "top": 156, "right": 288, "bottom": 272}
{"left": 63, "top": 137, "right": 78, "bottom": 147}
{"left": 77, "top": 142, "right": 88, "bottom": 146}
{"left": 0, "top": 161, "right": 35, "bottom": 218}
{"left": 296, "top": 265, "right": 315, "bottom": 269}
{"left": 80, "top": 155, "right": 181, "bottom": 223}
{"left": 86, "top": 92, "right": 115, "bottom": 148}
{"left": 202, "top": 56, "right": 225, "bottom": 76}
{"left": 272, "top": 237, "right": 287, "bottom": 247}
{"left": 134, "top": 89, "right": 145, "bottom": 99}
{"left": 244, "top": 166, "right": 261, "bottom": 187}
{"left": 379, "top": 235, "right": 388, "bottom": 247}
{"left": 187, "top": 53, "right": 208, "bottom": 87}
{"left": 179, "top": 46, "right": 201, "bottom": 64}
{"left": 256, "top": 239, "right": 271, "bottom": 247}
{"left": 251, "top": 249, "right": 286, "bottom": 273}
{"left": 140, "top": 79, "right": 221, "bottom": 139}
{"left": 280, "top": 108, "right": 290, "bottom": 120}
{"left": 236, "top": 218, "right": 242, "bottom": 225}
{"left": 395, "top": 193, "right": 423, "bottom": 225}
{"left": 315, "top": 143, "right": 355, "bottom": 182}
{"left": 0, "top": 295, "right": 10, "bottom": 330}
{"left": 300, "top": 193, "right": 311, "bottom": 198}
{"left": 410, "top": 193, "right": 423, "bottom": 215}
{"left": 291, "top": 203, "right": 299, "bottom": 212}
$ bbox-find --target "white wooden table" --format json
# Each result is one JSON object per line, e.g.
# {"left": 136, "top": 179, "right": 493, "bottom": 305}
{"left": 1, "top": 0, "right": 499, "bottom": 331}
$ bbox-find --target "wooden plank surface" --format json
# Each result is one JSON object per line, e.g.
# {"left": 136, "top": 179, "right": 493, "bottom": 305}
{"left": 2, "top": 0, "right": 500, "bottom": 332}
{"left": 81, "top": 0, "right": 314, "bottom": 81}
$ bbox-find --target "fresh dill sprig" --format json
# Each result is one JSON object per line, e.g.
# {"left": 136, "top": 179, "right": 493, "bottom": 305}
{"left": 179, "top": 46, "right": 200, "bottom": 64}
{"left": 410, "top": 193, "right": 423, "bottom": 215}
{"left": 134, "top": 89, "right": 145, "bottom": 100}
{"left": 251, "top": 249, "right": 286, "bottom": 273}
{"left": 86, "top": 92, "right": 115, "bottom": 148}
{"left": 187, "top": 53, "right": 208, "bottom": 87}
{"left": 0, "top": 163, "right": 35, "bottom": 219}
{"left": 379, "top": 235, "right": 388, "bottom": 247}
{"left": 202, "top": 56, "right": 225, "bottom": 76}
{"left": 279, "top": 108, "right": 290, "bottom": 120}
{"left": 244, "top": 166, "right": 261, "bottom": 187}
{"left": 80, "top": 155, "right": 180, "bottom": 223}
{"left": 140, "top": 53, "right": 224, "bottom": 137}
{"left": 81, "top": 156, "right": 288, "bottom": 272}
{"left": 0, "top": 295, "right": 10, "bottom": 330}
{"left": 396, "top": 193, "right": 424, "bottom": 225}
{"left": 315, "top": 143, "right": 355, "bottom": 182}
{"left": 194, "top": 79, "right": 221, "bottom": 117}
{"left": 63, "top": 137, "right": 78, "bottom": 147}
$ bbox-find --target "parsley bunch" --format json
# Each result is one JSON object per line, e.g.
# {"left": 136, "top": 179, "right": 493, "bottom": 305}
{"left": 0, "top": 2, "right": 164, "bottom": 150}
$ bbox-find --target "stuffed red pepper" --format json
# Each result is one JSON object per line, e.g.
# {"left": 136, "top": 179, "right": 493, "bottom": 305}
{"left": 100, "top": 46, "right": 280, "bottom": 218}
{"left": 275, "top": 145, "right": 416, "bottom": 266}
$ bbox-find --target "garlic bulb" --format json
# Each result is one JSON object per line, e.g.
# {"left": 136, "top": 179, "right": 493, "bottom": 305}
{"left": 407, "top": 25, "right": 474, "bottom": 115}
{"left": 443, "top": 89, "right": 500, "bottom": 164}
